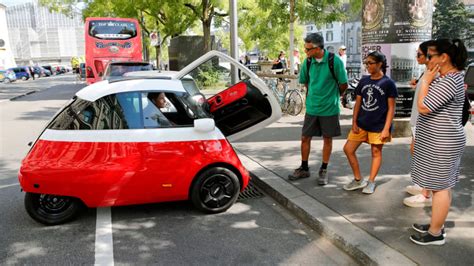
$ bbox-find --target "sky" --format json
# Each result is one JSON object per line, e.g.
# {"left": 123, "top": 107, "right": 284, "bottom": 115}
{"left": 0, "top": 0, "right": 33, "bottom": 7}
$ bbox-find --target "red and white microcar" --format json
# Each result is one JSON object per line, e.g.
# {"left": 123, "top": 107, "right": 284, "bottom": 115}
{"left": 19, "top": 51, "right": 281, "bottom": 225}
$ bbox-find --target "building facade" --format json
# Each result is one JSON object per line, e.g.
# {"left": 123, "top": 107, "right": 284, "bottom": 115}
{"left": 0, "top": 3, "right": 16, "bottom": 69}
{"left": 305, "top": 21, "right": 362, "bottom": 78}
{"left": 5, "top": 0, "right": 84, "bottom": 66}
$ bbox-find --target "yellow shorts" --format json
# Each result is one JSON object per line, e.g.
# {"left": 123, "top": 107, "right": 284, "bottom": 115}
{"left": 347, "top": 128, "right": 391, "bottom": 144}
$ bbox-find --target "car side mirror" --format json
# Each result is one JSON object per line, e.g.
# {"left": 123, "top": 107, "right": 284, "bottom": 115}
{"left": 194, "top": 118, "right": 215, "bottom": 132}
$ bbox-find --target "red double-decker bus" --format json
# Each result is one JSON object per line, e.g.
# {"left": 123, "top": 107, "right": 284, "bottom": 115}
{"left": 85, "top": 17, "right": 143, "bottom": 84}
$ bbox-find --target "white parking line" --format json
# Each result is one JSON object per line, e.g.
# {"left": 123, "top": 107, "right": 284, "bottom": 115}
{"left": 0, "top": 183, "right": 19, "bottom": 189}
{"left": 95, "top": 207, "right": 114, "bottom": 266}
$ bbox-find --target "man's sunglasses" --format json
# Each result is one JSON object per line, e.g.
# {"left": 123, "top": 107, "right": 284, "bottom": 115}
{"left": 416, "top": 52, "right": 424, "bottom": 58}
{"left": 304, "top": 47, "right": 319, "bottom": 52}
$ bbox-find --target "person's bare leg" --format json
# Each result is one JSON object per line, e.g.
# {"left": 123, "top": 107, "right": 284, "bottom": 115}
{"left": 430, "top": 189, "right": 451, "bottom": 234}
{"left": 301, "top": 136, "right": 312, "bottom": 161}
{"left": 322, "top": 137, "right": 333, "bottom": 164}
{"left": 368, "top": 144, "right": 384, "bottom": 182}
{"left": 343, "top": 140, "right": 363, "bottom": 180}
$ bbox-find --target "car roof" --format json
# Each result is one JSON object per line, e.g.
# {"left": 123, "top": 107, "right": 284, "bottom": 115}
{"left": 76, "top": 78, "right": 187, "bottom": 102}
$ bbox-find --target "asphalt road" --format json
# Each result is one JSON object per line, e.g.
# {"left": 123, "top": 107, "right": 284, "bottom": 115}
{"left": 0, "top": 75, "right": 355, "bottom": 265}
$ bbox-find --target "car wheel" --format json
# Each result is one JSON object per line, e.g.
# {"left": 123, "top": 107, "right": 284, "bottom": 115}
{"left": 191, "top": 167, "right": 240, "bottom": 213}
{"left": 3, "top": 78, "right": 10, "bottom": 84}
{"left": 21, "top": 76, "right": 27, "bottom": 81}
{"left": 24, "top": 192, "right": 81, "bottom": 225}
{"left": 34, "top": 73, "right": 39, "bottom": 78}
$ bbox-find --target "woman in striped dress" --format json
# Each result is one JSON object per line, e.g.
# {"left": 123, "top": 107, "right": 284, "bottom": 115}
{"left": 410, "top": 39, "right": 468, "bottom": 246}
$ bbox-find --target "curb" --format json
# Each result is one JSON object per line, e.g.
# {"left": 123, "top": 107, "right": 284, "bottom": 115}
{"left": 237, "top": 153, "right": 416, "bottom": 266}
{"left": 7, "top": 90, "right": 38, "bottom": 102}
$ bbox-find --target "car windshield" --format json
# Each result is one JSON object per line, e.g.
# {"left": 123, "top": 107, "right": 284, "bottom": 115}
{"left": 106, "top": 63, "right": 153, "bottom": 79}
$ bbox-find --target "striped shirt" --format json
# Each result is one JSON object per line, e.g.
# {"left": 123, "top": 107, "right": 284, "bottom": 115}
{"left": 411, "top": 72, "right": 466, "bottom": 190}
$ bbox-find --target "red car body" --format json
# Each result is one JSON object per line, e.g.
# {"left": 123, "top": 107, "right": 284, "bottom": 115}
{"left": 18, "top": 51, "right": 281, "bottom": 225}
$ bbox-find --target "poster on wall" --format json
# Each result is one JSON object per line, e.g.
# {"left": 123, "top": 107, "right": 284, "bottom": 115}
{"left": 361, "top": 44, "right": 392, "bottom": 77}
{"left": 362, "top": 0, "right": 432, "bottom": 44}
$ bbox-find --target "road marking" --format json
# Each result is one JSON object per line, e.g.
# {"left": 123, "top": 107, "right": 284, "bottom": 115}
{"left": 0, "top": 183, "right": 19, "bottom": 189}
{"left": 95, "top": 207, "right": 114, "bottom": 266}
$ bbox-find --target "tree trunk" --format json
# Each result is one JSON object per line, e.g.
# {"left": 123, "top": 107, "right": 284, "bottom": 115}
{"left": 156, "top": 45, "right": 161, "bottom": 70}
{"left": 203, "top": 19, "right": 212, "bottom": 53}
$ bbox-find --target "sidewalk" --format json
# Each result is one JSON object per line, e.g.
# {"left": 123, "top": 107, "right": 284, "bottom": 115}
{"left": 233, "top": 108, "right": 474, "bottom": 265}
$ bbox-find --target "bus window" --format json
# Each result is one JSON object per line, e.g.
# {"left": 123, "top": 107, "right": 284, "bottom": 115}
{"left": 88, "top": 20, "right": 137, "bottom": 40}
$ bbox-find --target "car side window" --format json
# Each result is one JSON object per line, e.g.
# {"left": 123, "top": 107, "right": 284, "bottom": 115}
{"left": 48, "top": 93, "right": 143, "bottom": 130}
{"left": 141, "top": 92, "right": 176, "bottom": 128}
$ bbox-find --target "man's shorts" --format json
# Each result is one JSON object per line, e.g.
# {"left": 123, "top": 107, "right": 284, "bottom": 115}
{"left": 302, "top": 114, "right": 341, "bottom": 137}
{"left": 347, "top": 128, "right": 391, "bottom": 144}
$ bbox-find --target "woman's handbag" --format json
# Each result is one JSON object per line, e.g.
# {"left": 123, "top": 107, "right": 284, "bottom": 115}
{"left": 462, "top": 92, "right": 471, "bottom": 126}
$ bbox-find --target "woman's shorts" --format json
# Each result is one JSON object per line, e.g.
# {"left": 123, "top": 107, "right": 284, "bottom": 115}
{"left": 347, "top": 128, "right": 391, "bottom": 144}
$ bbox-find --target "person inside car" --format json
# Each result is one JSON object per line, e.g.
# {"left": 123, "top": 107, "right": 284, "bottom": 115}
{"left": 144, "top": 92, "right": 172, "bottom": 127}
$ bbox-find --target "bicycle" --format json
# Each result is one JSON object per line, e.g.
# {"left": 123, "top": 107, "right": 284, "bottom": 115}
{"left": 263, "top": 77, "right": 304, "bottom": 116}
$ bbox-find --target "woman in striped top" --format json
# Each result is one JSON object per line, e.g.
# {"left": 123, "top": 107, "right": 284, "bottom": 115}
{"left": 410, "top": 39, "right": 468, "bottom": 246}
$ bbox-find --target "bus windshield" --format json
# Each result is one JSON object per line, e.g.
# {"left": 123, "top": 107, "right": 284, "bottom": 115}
{"left": 88, "top": 20, "right": 137, "bottom": 40}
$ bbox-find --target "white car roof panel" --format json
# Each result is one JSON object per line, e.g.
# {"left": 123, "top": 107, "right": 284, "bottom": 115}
{"left": 76, "top": 79, "right": 187, "bottom": 102}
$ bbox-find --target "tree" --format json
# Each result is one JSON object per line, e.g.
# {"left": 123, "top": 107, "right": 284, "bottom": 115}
{"left": 237, "top": 0, "right": 362, "bottom": 58}
{"left": 184, "top": 0, "right": 228, "bottom": 53}
{"left": 40, "top": 0, "right": 197, "bottom": 67}
{"left": 432, "top": 0, "right": 470, "bottom": 40}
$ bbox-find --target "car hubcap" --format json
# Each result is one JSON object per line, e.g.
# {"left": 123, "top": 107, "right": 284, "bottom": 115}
{"left": 200, "top": 174, "right": 235, "bottom": 208}
{"left": 38, "top": 194, "right": 71, "bottom": 214}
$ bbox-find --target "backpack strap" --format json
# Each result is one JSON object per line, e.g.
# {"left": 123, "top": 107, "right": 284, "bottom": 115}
{"left": 327, "top": 52, "right": 339, "bottom": 88}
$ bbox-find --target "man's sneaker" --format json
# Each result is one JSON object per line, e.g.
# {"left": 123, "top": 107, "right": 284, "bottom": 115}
{"left": 410, "top": 232, "right": 445, "bottom": 246}
{"left": 288, "top": 167, "right": 310, "bottom": 181}
{"left": 412, "top": 223, "right": 446, "bottom": 237}
{"left": 317, "top": 169, "right": 328, "bottom": 185}
{"left": 362, "top": 181, "right": 376, "bottom": 194}
{"left": 343, "top": 178, "right": 367, "bottom": 191}
{"left": 403, "top": 194, "right": 432, "bottom": 208}
{"left": 406, "top": 184, "right": 423, "bottom": 196}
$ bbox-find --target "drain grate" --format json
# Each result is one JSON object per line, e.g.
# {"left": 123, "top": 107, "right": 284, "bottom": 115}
{"left": 238, "top": 179, "right": 265, "bottom": 200}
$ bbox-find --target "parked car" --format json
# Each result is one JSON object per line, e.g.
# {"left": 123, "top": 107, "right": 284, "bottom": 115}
{"left": 9, "top": 66, "right": 31, "bottom": 80}
{"left": 40, "top": 66, "right": 52, "bottom": 77}
{"left": 103, "top": 61, "right": 153, "bottom": 81}
{"left": 42, "top": 65, "right": 55, "bottom": 75}
{"left": 31, "top": 66, "right": 45, "bottom": 78}
{"left": 18, "top": 51, "right": 282, "bottom": 225}
{"left": 0, "top": 69, "right": 17, "bottom": 83}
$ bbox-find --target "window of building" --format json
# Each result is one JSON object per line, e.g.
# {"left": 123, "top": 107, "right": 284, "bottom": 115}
{"left": 326, "top": 23, "right": 333, "bottom": 29}
{"left": 326, "top": 31, "right": 333, "bottom": 42}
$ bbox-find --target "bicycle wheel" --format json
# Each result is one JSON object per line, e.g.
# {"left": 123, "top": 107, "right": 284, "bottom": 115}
{"left": 283, "top": 90, "right": 304, "bottom": 116}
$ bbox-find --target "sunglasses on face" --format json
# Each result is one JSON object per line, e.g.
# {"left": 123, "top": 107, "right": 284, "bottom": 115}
{"left": 427, "top": 53, "right": 440, "bottom": 60}
{"left": 304, "top": 47, "right": 319, "bottom": 52}
{"left": 416, "top": 52, "right": 424, "bottom": 58}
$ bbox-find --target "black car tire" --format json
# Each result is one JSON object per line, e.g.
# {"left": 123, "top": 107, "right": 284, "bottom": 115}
{"left": 21, "top": 76, "right": 27, "bottom": 81}
{"left": 24, "top": 192, "right": 81, "bottom": 225}
{"left": 3, "top": 78, "right": 10, "bottom": 84}
{"left": 191, "top": 167, "right": 240, "bottom": 214}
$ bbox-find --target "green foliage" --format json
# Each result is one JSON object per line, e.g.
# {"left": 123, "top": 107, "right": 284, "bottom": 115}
{"left": 432, "top": 0, "right": 470, "bottom": 40}
{"left": 195, "top": 64, "right": 221, "bottom": 89}
{"left": 38, "top": 0, "right": 81, "bottom": 18}
{"left": 237, "top": 0, "right": 361, "bottom": 57}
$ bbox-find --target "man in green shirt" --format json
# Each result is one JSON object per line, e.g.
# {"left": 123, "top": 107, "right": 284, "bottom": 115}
{"left": 289, "top": 33, "right": 348, "bottom": 185}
